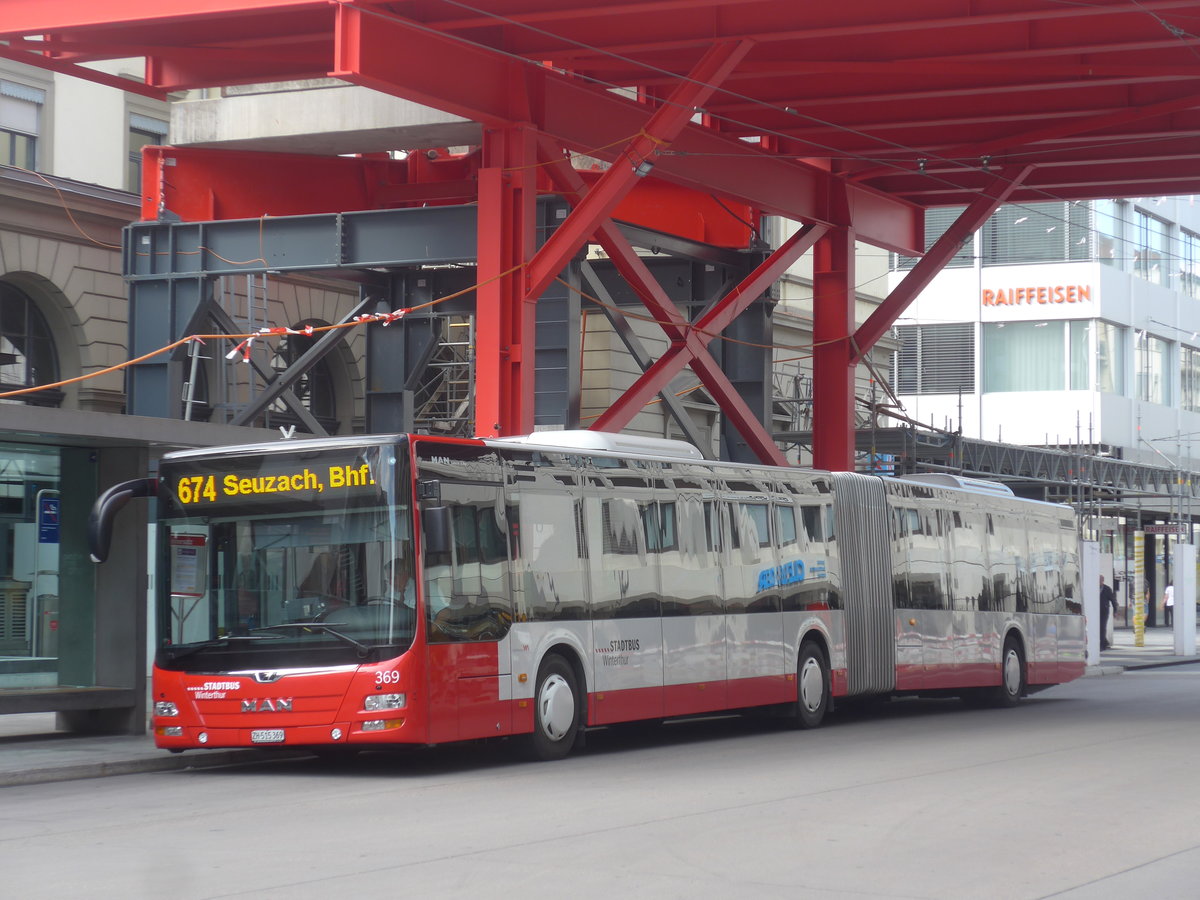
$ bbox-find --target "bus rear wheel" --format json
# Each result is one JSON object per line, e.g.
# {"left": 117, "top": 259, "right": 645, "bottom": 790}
{"left": 995, "top": 637, "right": 1026, "bottom": 707}
{"left": 967, "top": 636, "right": 1027, "bottom": 708}
{"left": 525, "top": 654, "right": 581, "bottom": 761}
{"left": 795, "top": 640, "right": 830, "bottom": 729}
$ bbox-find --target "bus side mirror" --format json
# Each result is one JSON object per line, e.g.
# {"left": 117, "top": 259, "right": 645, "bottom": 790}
{"left": 423, "top": 505, "right": 451, "bottom": 555}
{"left": 88, "top": 477, "right": 157, "bottom": 563}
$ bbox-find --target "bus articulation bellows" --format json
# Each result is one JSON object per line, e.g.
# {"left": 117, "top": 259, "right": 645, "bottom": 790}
{"left": 90, "top": 431, "right": 1085, "bottom": 761}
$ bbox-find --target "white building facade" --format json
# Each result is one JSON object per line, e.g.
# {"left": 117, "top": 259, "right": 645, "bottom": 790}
{"left": 890, "top": 197, "right": 1200, "bottom": 466}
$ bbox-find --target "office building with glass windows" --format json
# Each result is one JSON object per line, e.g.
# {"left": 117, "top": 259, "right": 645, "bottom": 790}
{"left": 890, "top": 197, "right": 1200, "bottom": 464}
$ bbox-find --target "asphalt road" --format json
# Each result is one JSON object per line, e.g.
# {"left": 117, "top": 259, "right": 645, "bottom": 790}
{"left": 3, "top": 666, "right": 1199, "bottom": 900}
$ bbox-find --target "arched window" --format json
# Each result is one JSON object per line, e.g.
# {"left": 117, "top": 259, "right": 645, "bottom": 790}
{"left": 268, "top": 322, "right": 337, "bottom": 433}
{"left": 0, "top": 281, "right": 60, "bottom": 407}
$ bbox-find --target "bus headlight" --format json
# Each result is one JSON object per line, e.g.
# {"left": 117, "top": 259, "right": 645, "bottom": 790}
{"left": 364, "top": 693, "right": 406, "bottom": 711}
{"left": 154, "top": 701, "right": 179, "bottom": 717}
{"left": 362, "top": 719, "right": 405, "bottom": 732}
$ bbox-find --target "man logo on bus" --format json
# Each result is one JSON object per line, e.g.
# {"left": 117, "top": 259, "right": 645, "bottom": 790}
{"left": 242, "top": 698, "right": 293, "bottom": 713}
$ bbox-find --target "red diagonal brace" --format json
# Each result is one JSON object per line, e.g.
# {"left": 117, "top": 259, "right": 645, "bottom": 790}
{"left": 538, "top": 136, "right": 823, "bottom": 464}
{"left": 851, "top": 165, "right": 1033, "bottom": 363}
{"left": 538, "top": 138, "right": 695, "bottom": 344}
{"left": 537, "top": 142, "right": 825, "bottom": 465}
{"left": 523, "top": 39, "right": 753, "bottom": 304}
{"left": 589, "top": 222, "right": 824, "bottom": 427}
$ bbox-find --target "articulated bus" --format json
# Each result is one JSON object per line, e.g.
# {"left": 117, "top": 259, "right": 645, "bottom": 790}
{"left": 90, "top": 431, "right": 1085, "bottom": 760}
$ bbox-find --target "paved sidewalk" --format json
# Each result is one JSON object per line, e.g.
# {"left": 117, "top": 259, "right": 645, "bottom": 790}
{"left": 1, "top": 625, "right": 1196, "bottom": 788}
{"left": 0, "top": 713, "right": 307, "bottom": 787}
{"left": 1093, "top": 622, "right": 1200, "bottom": 672}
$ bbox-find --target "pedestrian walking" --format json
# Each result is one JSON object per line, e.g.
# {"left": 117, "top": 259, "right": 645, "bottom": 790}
{"left": 1099, "top": 575, "right": 1117, "bottom": 650}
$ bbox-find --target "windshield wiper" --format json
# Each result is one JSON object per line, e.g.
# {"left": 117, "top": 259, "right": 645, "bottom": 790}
{"left": 253, "top": 623, "right": 371, "bottom": 656}
{"left": 163, "top": 633, "right": 282, "bottom": 663}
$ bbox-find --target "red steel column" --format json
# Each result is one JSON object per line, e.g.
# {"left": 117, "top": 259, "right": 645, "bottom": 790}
{"left": 812, "top": 225, "right": 857, "bottom": 472}
{"left": 475, "top": 124, "right": 537, "bottom": 437}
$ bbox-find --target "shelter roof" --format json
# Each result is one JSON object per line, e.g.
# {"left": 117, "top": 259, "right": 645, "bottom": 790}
{"left": 4, "top": 0, "right": 1200, "bottom": 240}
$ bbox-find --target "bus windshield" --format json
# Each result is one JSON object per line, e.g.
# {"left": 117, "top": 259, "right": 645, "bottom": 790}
{"left": 156, "top": 441, "right": 413, "bottom": 670}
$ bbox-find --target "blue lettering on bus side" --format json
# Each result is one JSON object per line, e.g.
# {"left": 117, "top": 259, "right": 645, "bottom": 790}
{"left": 757, "top": 559, "right": 811, "bottom": 592}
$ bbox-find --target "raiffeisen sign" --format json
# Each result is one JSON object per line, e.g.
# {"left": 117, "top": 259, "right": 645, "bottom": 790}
{"left": 982, "top": 284, "right": 1093, "bottom": 307}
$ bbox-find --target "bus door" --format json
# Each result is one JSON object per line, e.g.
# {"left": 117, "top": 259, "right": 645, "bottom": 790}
{"left": 725, "top": 493, "right": 788, "bottom": 707}
{"left": 894, "top": 504, "right": 953, "bottom": 689}
{"left": 583, "top": 463, "right": 664, "bottom": 724}
{"left": 948, "top": 508, "right": 992, "bottom": 687}
{"left": 659, "top": 478, "right": 728, "bottom": 717}
{"left": 417, "top": 446, "right": 514, "bottom": 744}
{"left": 505, "top": 450, "right": 592, "bottom": 725}
{"left": 921, "top": 508, "right": 956, "bottom": 687}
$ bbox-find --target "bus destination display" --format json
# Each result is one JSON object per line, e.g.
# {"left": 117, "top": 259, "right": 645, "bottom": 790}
{"left": 166, "top": 459, "right": 381, "bottom": 511}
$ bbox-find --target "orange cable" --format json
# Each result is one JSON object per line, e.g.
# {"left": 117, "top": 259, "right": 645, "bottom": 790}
{"left": 0, "top": 262, "right": 528, "bottom": 400}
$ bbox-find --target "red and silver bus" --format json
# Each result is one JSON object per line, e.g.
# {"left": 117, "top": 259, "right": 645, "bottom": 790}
{"left": 90, "top": 430, "right": 1085, "bottom": 760}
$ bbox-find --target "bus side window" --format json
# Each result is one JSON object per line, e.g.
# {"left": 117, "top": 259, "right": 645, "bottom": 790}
{"left": 738, "top": 502, "right": 770, "bottom": 563}
{"left": 641, "top": 502, "right": 661, "bottom": 553}
{"left": 890, "top": 506, "right": 909, "bottom": 609}
{"left": 726, "top": 502, "right": 741, "bottom": 552}
{"left": 604, "top": 498, "right": 644, "bottom": 558}
{"left": 799, "top": 505, "right": 821, "bottom": 545}
{"left": 658, "top": 501, "right": 678, "bottom": 552}
{"left": 428, "top": 493, "right": 513, "bottom": 643}
{"left": 776, "top": 503, "right": 798, "bottom": 549}
{"left": 516, "top": 490, "right": 588, "bottom": 623}
{"left": 1060, "top": 523, "right": 1081, "bottom": 615}
{"left": 702, "top": 500, "right": 722, "bottom": 554}
{"left": 988, "top": 514, "right": 1020, "bottom": 614}
{"left": 950, "top": 509, "right": 988, "bottom": 612}
{"left": 908, "top": 507, "right": 948, "bottom": 611}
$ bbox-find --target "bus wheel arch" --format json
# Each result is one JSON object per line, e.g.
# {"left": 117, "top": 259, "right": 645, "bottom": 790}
{"left": 795, "top": 634, "right": 831, "bottom": 729}
{"left": 525, "top": 646, "right": 586, "bottom": 760}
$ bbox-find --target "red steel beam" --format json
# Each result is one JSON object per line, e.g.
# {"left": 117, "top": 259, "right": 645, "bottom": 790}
{"left": 508, "top": 0, "right": 1200, "bottom": 61}
{"left": 522, "top": 39, "right": 753, "bottom": 305}
{"left": 331, "top": 3, "right": 921, "bottom": 254}
{"left": 0, "top": 41, "right": 167, "bottom": 99}
{"left": 849, "top": 93, "right": 1200, "bottom": 184}
{"left": 3, "top": 0, "right": 923, "bottom": 252}
{"left": 0, "top": 0, "right": 324, "bottom": 33}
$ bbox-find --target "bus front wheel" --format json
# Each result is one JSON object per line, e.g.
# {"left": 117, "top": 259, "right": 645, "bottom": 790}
{"left": 795, "top": 640, "right": 830, "bottom": 729}
{"left": 526, "top": 654, "right": 581, "bottom": 761}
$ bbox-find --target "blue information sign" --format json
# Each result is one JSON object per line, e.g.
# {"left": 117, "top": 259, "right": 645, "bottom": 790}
{"left": 38, "top": 497, "right": 60, "bottom": 544}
